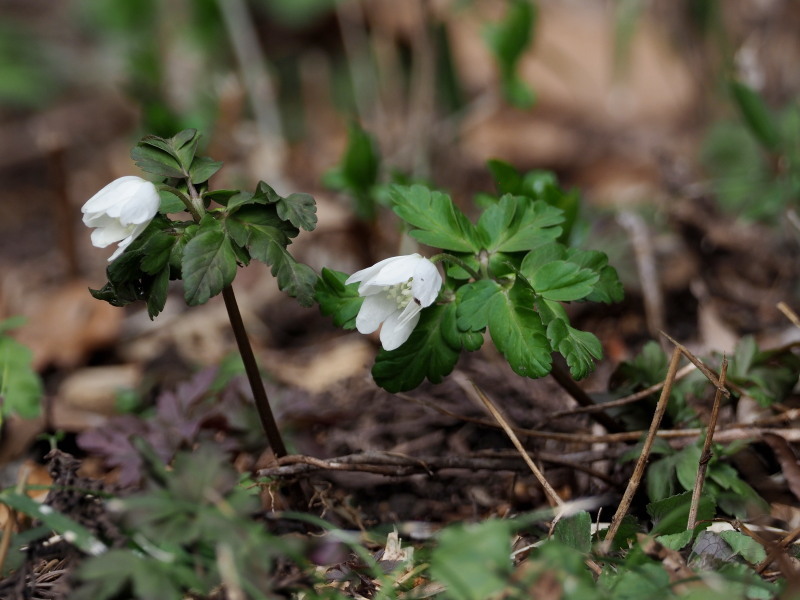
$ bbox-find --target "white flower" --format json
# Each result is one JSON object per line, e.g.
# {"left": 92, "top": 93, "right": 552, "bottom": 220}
{"left": 346, "top": 253, "right": 442, "bottom": 351}
{"left": 81, "top": 176, "right": 160, "bottom": 261}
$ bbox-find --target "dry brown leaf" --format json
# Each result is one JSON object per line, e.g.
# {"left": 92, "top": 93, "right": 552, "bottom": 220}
{"left": 762, "top": 433, "right": 800, "bottom": 502}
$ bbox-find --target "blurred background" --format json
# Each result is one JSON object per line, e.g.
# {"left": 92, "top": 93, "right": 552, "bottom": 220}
{"left": 1, "top": 0, "right": 799, "bottom": 464}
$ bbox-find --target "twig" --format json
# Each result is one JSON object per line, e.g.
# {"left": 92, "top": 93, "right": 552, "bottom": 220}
{"left": 687, "top": 356, "right": 727, "bottom": 530}
{"left": 221, "top": 285, "right": 287, "bottom": 458}
{"left": 755, "top": 523, "right": 800, "bottom": 575}
{"left": 457, "top": 375, "right": 564, "bottom": 508}
{"left": 602, "top": 346, "right": 681, "bottom": 551}
{"left": 260, "top": 450, "right": 619, "bottom": 485}
{"left": 660, "top": 332, "right": 730, "bottom": 397}
{"left": 549, "top": 361, "right": 625, "bottom": 432}
{"left": 399, "top": 391, "right": 800, "bottom": 445}
{"left": 549, "top": 363, "right": 696, "bottom": 419}
{"left": 777, "top": 301, "right": 800, "bottom": 330}
{"left": 0, "top": 464, "right": 32, "bottom": 574}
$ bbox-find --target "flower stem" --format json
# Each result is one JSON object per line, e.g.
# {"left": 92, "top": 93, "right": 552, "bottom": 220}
{"left": 221, "top": 285, "right": 288, "bottom": 458}
{"left": 429, "top": 253, "right": 482, "bottom": 281}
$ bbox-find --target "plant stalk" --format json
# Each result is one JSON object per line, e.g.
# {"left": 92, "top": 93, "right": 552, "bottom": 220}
{"left": 221, "top": 285, "right": 287, "bottom": 458}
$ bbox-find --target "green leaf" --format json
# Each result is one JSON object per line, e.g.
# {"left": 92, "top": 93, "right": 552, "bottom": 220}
{"left": 478, "top": 195, "right": 564, "bottom": 253}
{"left": 323, "top": 121, "right": 380, "bottom": 219}
{"left": 523, "top": 258, "right": 599, "bottom": 302}
{"left": 391, "top": 184, "right": 479, "bottom": 252}
{"left": 315, "top": 268, "right": 363, "bottom": 329}
{"left": 456, "top": 279, "right": 502, "bottom": 332}
{"left": 131, "top": 144, "right": 184, "bottom": 179}
{"left": 188, "top": 155, "right": 223, "bottom": 184}
{"left": 441, "top": 301, "right": 484, "bottom": 352}
{"left": 158, "top": 188, "right": 187, "bottom": 214}
{"left": 181, "top": 215, "right": 238, "bottom": 306}
{"left": 719, "top": 530, "right": 766, "bottom": 564}
{"left": 140, "top": 230, "right": 178, "bottom": 275}
{"left": 730, "top": 80, "right": 780, "bottom": 151}
{"left": 546, "top": 319, "right": 602, "bottom": 379}
{"left": 0, "top": 491, "right": 106, "bottom": 556}
{"left": 488, "top": 283, "right": 551, "bottom": 378}
{"left": 553, "top": 510, "right": 592, "bottom": 553}
{"left": 657, "top": 529, "right": 695, "bottom": 551}
{"left": 430, "top": 519, "right": 512, "bottom": 600}
{"left": 647, "top": 491, "right": 715, "bottom": 536}
{"left": 565, "top": 247, "right": 624, "bottom": 303}
{"left": 275, "top": 192, "right": 317, "bottom": 232}
{"left": 0, "top": 336, "right": 42, "bottom": 419}
{"left": 146, "top": 266, "right": 170, "bottom": 319}
{"left": 372, "top": 304, "right": 461, "bottom": 392}
{"left": 487, "top": 159, "right": 523, "bottom": 195}
{"left": 73, "top": 550, "right": 189, "bottom": 600}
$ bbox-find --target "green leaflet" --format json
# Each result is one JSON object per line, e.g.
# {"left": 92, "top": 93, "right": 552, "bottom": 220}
{"left": 477, "top": 195, "right": 563, "bottom": 252}
{"left": 546, "top": 318, "right": 602, "bottom": 379}
{"left": 391, "top": 184, "right": 479, "bottom": 252}
{"left": 372, "top": 304, "right": 461, "bottom": 393}
{"left": 181, "top": 215, "right": 238, "bottom": 306}
{"left": 314, "top": 268, "right": 363, "bottom": 329}
{"left": 487, "top": 283, "right": 551, "bottom": 378}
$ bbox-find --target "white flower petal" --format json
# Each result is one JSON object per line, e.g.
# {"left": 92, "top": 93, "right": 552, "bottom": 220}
{"left": 91, "top": 222, "right": 131, "bottom": 248}
{"left": 118, "top": 181, "right": 160, "bottom": 225}
{"left": 81, "top": 176, "right": 143, "bottom": 216}
{"left": 365, "top": 254, "right": 424, "bottom": 288}
{"left": 411, "top": 260, "right": 442, "bottom": 307}
{"left": 346, "top": 255, "right": 409, "bottom": 286}
{"left": 355, "top": 294, "right": 399, "bottom": 334}
{"left": 380, "top": 308, "right": 421, "bottom": 350}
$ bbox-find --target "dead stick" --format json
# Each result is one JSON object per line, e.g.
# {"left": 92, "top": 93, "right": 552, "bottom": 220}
{"left": 602, "top": 346, "right": 681, "bottom": 550}
{"left": 777, "top": 301, "right": 800, "bottom": 330}
{"left": 550, "top": 361, "right": 625, "bottom": 432}
{"left": 660, "top": 332, "right": 729, "bottom": 397}
{"left": 461, "top": 375, "right": 565, "bottom": 508}
{"left": 687, "top": 356, "right": 728, "bottom": 530}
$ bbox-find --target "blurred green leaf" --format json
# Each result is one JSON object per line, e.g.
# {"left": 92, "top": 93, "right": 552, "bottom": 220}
{"left": 730, "top": 80, "right": 780, "bottom": 151}
{"left": 553, "top": 510, "right": 592, "bottom": 553}
{"left": 483, "top": 0, "right": 537, "bottom": 108}
{"left": 0, "top": 335, "right": 42, "bottom": 420}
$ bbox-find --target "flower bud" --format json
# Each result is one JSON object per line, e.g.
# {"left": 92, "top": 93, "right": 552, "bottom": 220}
{"left": 81, "top": 176, "right": 160, "bottom": 261}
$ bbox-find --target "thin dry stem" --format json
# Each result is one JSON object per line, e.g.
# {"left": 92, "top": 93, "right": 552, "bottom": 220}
{"left": 777, "top": 301, "right": 800, "bottom": 329}
{"left": 455, "top": 374, "right": 565, "bottom": 508}
{"left": 660, "top": 332, "right": 730, "bottom": 397}
{"left": 602, "top": 346, "right": 682, "bottom": 551}
{"left": 687, "top": 356, "right": 728, "bottom": 531}
{"left": 0, "top": 464, "right": 32, "bottom": 574}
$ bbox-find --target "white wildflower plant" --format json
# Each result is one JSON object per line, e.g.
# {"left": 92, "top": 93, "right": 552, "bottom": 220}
{"left": 346, "top": 253, "right": 443, "bottom": 351}
{"left": 316, "top": 167, "right": 624, "bottom": 393}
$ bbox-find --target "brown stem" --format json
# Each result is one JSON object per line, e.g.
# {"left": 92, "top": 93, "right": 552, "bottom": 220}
{"left": 221, "top": 285, "right": 287, "bottom": 458}
{"left": 550, "top": 359, "right": 625, "bottom": 433}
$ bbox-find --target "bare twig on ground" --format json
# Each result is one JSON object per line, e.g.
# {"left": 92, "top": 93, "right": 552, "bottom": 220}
{"left": 777, "top": 301, "right": 800, "bottom": 329}
{"left": 549, "top": 363, "right": 696, "bottom": 419}
{"left": 260, "top": 450, "right": 617, "bottom": 486}
{"left": 660, "top": 332, "right": 730, "bottom": 397}
{"left": 602, "top": 346, "right": 682, "bottom": 552}
{"left": 455, "top": 373, "right": 565, "bottom": 508}
{"left": 687, "top": 356, "right": 727, "bottom": 531}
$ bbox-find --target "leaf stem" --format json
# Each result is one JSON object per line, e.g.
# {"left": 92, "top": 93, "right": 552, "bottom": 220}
{"left": 429, "top": 253, "right": 482, "bottom": 281}
{"left": 159, "top": 184, "right": 203, "bottom": 222}
{"left": 221, "top": 286, "right": 288, "bottom": 458}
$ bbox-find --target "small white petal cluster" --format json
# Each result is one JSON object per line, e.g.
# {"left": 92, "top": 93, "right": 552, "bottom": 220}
{"left": 346, "top": 253, "right": 442, "bottom": 351}
{"left": 81, "top": 176, "right": 160, "bottom": 261}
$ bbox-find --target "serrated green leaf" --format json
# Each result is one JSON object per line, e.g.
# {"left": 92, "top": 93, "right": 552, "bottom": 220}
{"left": 181, "top": 216, "right": 238, "bottom": 306}
{"left": 455, "top": 279, "right": 502, "bottom": 332}
{"left": 140, "top": 230, "right": 178, "bottom": 275}
{"left": 525, "top": 259, "right": 599, "bottom": 302}
{"left": 553, "top": 510, "right": 592, "bottom": 553}
{"left": 478, "top": 195, "right": 564, "bottom": 253}
{"left": 647, "top": 491, "right": 715, "bottom": 536}
{"left": 225, "top": 191, "right": 257, "bottom": 214}
{"left": 730, "top": 80, "right": 780, "bottom": 151}
{"left": 188, "top": 155, "right": 223, "bottom": 184}
{"left": 275, "top": 192, "right": 317, "bottom": 231}
{"left": 372, "top": 304, "right": 461, "bottom": 392}
{"left": 146, "top": 266, "right": 170, "bottom": 319}
{"left": 0, "top": 336, "right": 42, "bottom": 419}
{"left": 719, "top": 530, "right": 766, "bottom": 564}
{"left": 271, "top": 251, "right": 318, "bottom": 307}
{"left": 131, "top": 144, "right": 185, "bottom": 179}
{"left": 546, "top": 319, "right": 602, "bottom": 379}
{"left": 488, "top": 283, "right": 551, "bottom": 378}
{"left": 172, "top": 129, "right": 199, "bottom": 169}
{"left": 442, "top": 301, "right": 484, "bottom": 352}
{"left": 158, "top": 188, "right": 187, "bottom": 214}
{"left": 391, "top": 185, "right": 479, "bottom": 252}
{"left": 315, "top": 268, "right": 363, "bottom": 329}
{"left": 657, "top": 529, "right": 695, "bottom": 551}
